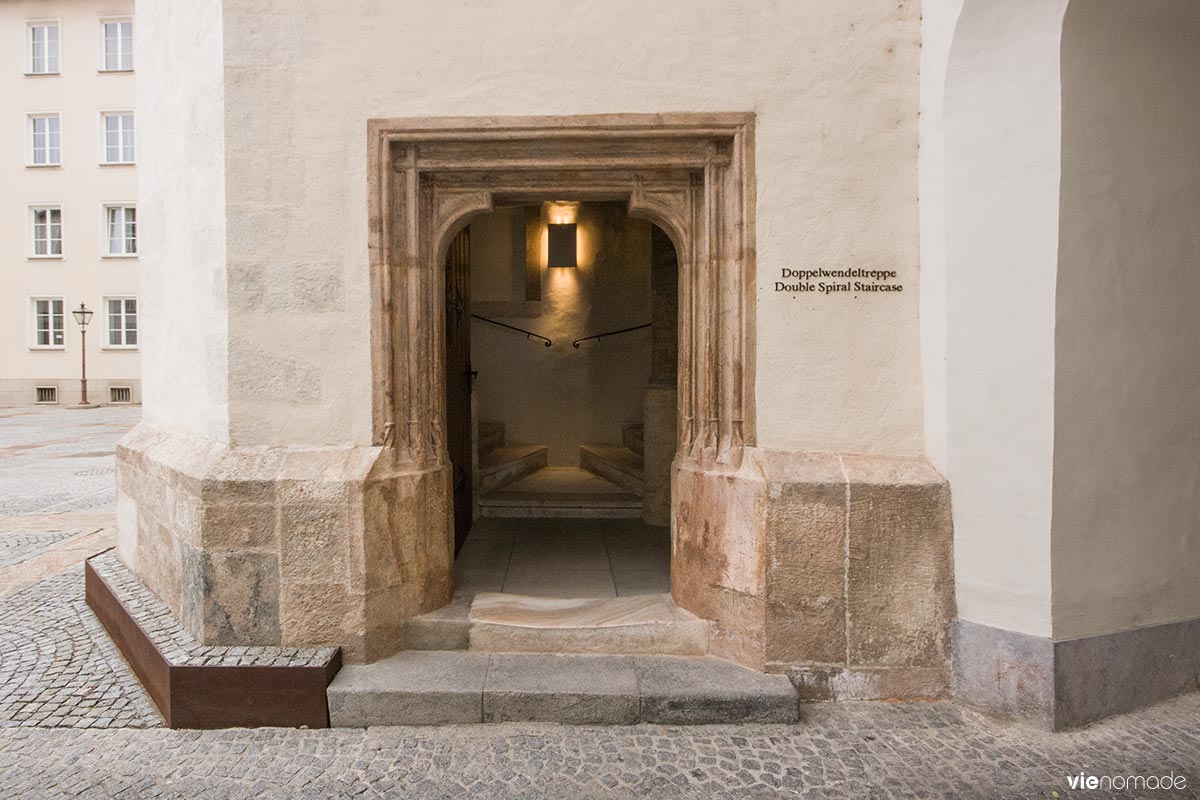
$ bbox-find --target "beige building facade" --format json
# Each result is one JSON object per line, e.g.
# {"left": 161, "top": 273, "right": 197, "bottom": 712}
{"left": 1, "top": 0, "right": 140, "bottom": 407}
{"left": 98, "top": 0, "right": 1199, "bottom": 731}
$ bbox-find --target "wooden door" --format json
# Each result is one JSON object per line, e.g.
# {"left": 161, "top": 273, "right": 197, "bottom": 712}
{"left": 445, "top": 227, "right": 473, "bottom": 553}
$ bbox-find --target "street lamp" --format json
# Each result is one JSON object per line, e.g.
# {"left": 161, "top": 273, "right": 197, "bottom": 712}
{"left": 71, "top": 303, "right": 96, "bottom": 408}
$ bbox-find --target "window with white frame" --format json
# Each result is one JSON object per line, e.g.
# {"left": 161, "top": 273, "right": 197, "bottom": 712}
{"left": 30, "top": 206, "right": 62, "bottom": 257}
{"left": 101, "top": 19, "right": 133, "bottom": 71}
{"left": 32, "top": 298, "right": 65, "bottom": 348}
{"left": 29, "top": 114, "right": 61, "bottom": 166}
{"left": 28, "top": 22, "right": 60, "bottom": 74}
{"left": 104, "top": 205, "right": 136, "bottom": 255}
{"left": 106, "top": 297, "right": 138, "bottom": 348}
{"left": 102, "top": 113, "right": 134, "bottom": 163}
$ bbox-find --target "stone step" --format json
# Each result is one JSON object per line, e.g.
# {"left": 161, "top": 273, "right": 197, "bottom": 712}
{"left": 579, "top": 445, "right": 645, "bottom": 496}
{"left": 467, "top": 592, "right": 708, "bottom": 655}
{"left": 622, "top": 422, "right": 644, "bottom": 457}
{"left": 327, "top": 651, "right": 799, "bottom": 727}
{"left": 479, "top": 466, "right": 642, "bottom": 519}
{"left": 404, "top": 596, "right": 471, "bottom": 651}
{"left": 478, "top": 445, "right": 548, "bottom": 494}
{"left": 478, "top": 421, "right": 505, "bottom": 456}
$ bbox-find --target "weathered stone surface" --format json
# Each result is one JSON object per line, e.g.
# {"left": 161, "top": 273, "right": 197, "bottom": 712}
{"left": 672, "top": 459, "right": 769, "bottom": 669}
{"left": 763, "top": 453, "right": 847, "bottom": 668}
{"left": 635, "top": 655, "right": 799, "bottom": 724}
{"left": 842, "top": 455, "right": 954, "bottom": 672}
{"left": 1055, "top": 616, "right": 1200, "bottom": 730}
{"left": 483, "top": 654, "right": 640, "bottom": 724}
{"left": 468, "top": 592, "right": 709, "bottom": 655}
{"left": 328, "top": 651, "right": 487, "bottom": 726}
{"left": 195, "top": 549, "right": 281, "bottom": 645}
{"left": 954, "top": 616, "right": 1200, "bottom": 730}
{"left": 405, "top": 595, "right": 471, "bottom": 650}
{"left": 115, "top": 424, "right": 453, "bottom": 662}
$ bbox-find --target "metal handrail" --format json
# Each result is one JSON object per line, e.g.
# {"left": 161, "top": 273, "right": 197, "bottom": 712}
{"left": 470, "top": 314, "right": 552, "bottom": 347}
{"left": 572, "top": 323, "right": 652, "bottom": 348}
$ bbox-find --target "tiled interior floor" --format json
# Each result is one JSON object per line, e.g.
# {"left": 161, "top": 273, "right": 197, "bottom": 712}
{"left": 455, "top": 517, "right": 670, "bottom": 599}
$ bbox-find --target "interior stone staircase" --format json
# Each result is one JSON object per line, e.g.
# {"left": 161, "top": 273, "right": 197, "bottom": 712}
{"left": 476, "top": 421, "right": 647, "bottom": 519}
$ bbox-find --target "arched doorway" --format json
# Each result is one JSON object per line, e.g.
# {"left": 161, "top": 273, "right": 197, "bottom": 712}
{"left": 442, "top": 201, "right": 678, "bottom": 602}
{"left": 366, "top": 114, "right": 761, "bottom": 664}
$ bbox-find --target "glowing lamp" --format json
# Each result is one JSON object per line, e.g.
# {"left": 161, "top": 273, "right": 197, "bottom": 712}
{"left": 547, "top": 223, "right": 577, "bottom": 268}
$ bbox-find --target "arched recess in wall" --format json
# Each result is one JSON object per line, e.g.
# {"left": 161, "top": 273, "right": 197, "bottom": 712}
{"left": 1051, "top": 0, "right": 1200, "bottom": 639}
{"left": 943, "top": 0, "right": 1200, "bottom": 640}
{"left": 942, "top": 0, "right": 1070, "bottom": 636}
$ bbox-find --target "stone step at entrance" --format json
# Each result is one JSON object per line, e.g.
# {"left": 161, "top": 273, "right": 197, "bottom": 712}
{"left": 477, "top": 445, "right": 548, "bottom": 494}
{"left": 405, "top": 592, "right": 707, "bottom": 655}
{"left": 579, "top": 444, "right": 645, "bottom": 496}
{"left": 478, "top": 466, "right": 642, "bottom": 518}
{"left": 327, "top": 651, "right": 799, "bottom": 726}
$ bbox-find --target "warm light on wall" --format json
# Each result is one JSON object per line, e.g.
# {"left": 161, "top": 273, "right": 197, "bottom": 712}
{"left": 546, "top": 201, "right": 579, "bottom": 224}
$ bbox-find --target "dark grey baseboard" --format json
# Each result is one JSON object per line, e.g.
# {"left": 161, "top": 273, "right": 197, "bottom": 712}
{"left": 952, "top": 617, "right": 1200, "bottom": 730}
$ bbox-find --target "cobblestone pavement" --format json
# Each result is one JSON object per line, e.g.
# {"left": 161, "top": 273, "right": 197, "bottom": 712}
{"left": 0, "top": 561, "right": 1195, "bottom": 799}
{"left": 0, "top": 405, "right": 138, "bottom": 519}
{"left": 1, "top": 406, "right": 1199, "bottom": 798}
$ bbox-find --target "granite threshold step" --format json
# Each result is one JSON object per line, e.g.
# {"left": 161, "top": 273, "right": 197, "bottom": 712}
{"left": 327, "top": 651, "right": 799, "bottom": 727}
{"left": 406, "top": 592, "right": 709, "bottom": 655}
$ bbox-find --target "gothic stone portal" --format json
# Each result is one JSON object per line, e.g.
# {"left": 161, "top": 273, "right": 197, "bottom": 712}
{"left": 116, "top": 115, "right": 952, "bottom": 696}
{"left": 368, "top": 114, "right": 760, "bottom": 664}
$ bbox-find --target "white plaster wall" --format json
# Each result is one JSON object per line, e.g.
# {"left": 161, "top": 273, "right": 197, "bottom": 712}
{"left": 213, "top": 0, "right": 925, "bottom": 454}
{"left": 943, "top": 0, "right": 1069, "bottom": 638}
{"left": 1051, "top": 0, "right": 1200, "bottom": 639}
{"left": 0, "top": 0, "right": 139, "bottom": 403}
{"left": 917, "top": 0, "right": 963, "bottom": 473}
{"left": 470, "top": 203, "right": 652, "bottom": 465}
{"left": 137, "top": 0, "right": 228, "bottom": 440}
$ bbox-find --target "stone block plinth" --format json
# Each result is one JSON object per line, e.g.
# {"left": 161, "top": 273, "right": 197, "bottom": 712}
{"left": 672, "top": 448, "right": 954, "bottom": 700}
{"left": 115, "top": 422, "right": 453, "bottom": 662}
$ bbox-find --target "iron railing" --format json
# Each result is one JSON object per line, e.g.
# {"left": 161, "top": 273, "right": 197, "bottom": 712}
{"left": 572, "top": 323, "right": 652, "bottom": 348}
{"left": 470, "top": 314, "right": 552, "bottom": 347}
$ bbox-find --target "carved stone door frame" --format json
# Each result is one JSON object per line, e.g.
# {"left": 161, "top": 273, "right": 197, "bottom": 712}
{"left": 366, "top": 114, "right": 757, "bottom": 650}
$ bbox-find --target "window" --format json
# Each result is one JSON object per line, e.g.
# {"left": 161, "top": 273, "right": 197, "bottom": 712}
{"left": 102, "top": 113, "right": 134, "bottom": 163}
{"left": 32, "top": 298, "right": 65, "bottom": 348}
{"left": 29, "top": 114, "right": 61, "bottom": 166}
{"left": 28, "top": 22, "right": 60, "bottom": 74}
{"left": 101, "top": 19, "right": 133, "bottom": 71}
{"left": 30, "top": 206, "right": 63, "bottom": 257}
{"left": 106, "top": 297, "right": 137, "bottom": 348}
{"left": 104, "top": 206, "right": 136, "bottom": 255}
{"left": 36, "top": 386, "right": 59, "bottom": 404}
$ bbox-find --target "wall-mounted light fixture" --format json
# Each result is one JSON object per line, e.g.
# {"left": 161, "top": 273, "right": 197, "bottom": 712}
{"left": 547, "top": 222, "right": 577, "bottom": 268}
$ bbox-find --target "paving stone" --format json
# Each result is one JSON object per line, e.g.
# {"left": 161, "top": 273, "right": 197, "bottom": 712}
{"left": 484, "top": 654, "right": 640, "bottom": 724}
{"left": 634, "top": 656, "right": 800, "bottom": 724}
{"left": 328, "top": 651, "right": 488, "bottom": 726}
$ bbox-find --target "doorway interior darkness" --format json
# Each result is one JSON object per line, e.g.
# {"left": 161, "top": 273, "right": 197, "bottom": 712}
{"left": 367, "top": 114, "right": 757, "bottom": 661}
{"left": 442, "top": 201, "right": 678, "bottom": 599}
